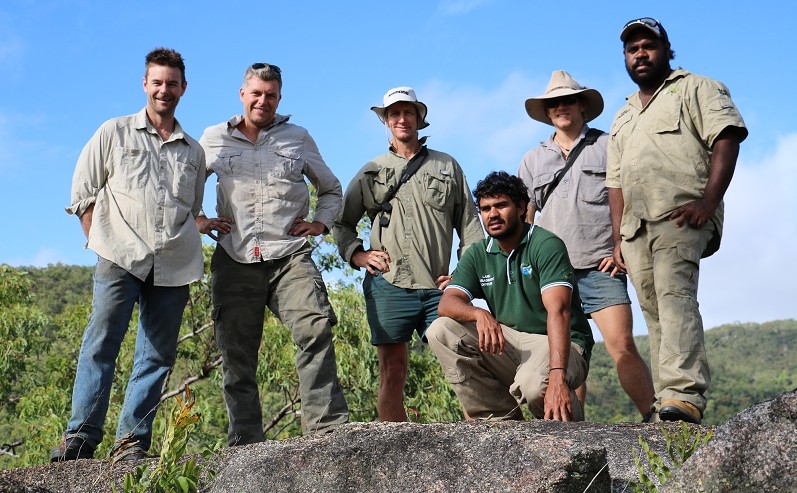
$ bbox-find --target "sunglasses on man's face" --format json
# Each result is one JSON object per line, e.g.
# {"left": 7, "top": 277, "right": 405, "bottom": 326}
{"left": 544, "top": 96, "right": 580, "bottom": 109}
{"left": 250, "top": 63, "right": 281, "bottom": 74}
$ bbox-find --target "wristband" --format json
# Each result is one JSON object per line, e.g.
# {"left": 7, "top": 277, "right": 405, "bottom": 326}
{"left": 548, "top": 367, "right": 567, "bottom": 373}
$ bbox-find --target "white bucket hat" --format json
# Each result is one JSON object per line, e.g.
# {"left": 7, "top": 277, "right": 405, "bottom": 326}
{"left": 370, "top": 86, "right": 429, "bottom": 129}
{"left": 524, "top": 70, "right": 604, "bottom": 126}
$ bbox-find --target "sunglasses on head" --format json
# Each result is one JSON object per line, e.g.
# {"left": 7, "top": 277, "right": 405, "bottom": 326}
{"left": 544, "top": 96, "right": 580, "bottom": 109}
{"left": 622, "top": 17, "right": 663, "bottom": 37}
{"left": 250, "top": 63, "right": 281, "bottom": 74}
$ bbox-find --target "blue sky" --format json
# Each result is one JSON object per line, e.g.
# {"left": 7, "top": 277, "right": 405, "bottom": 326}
{"left": 1, "top": 0, "right": 795, "bottom": 334}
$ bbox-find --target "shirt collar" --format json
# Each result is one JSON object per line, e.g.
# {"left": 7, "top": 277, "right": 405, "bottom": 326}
{"left": 541, "top": 124, "right": 591, "bottom": 150}
{"left": 485, "top": 223, "right": 534, "bottom": 255}
{"left": 388, "top": 135, "right": 428, "bottom": 156}
{"left": 626, "top": 67, "right": 689, "bottom": 108}
{"left": 134, "top": 108, "right": 186, "bottom": 142}
{"left": 225, "top": 113, "right": 291, "bottom": 133}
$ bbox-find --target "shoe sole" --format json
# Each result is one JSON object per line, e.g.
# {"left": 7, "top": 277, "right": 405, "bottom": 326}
{"left": 659, "top": 406, "right": 701, "bottom": 424}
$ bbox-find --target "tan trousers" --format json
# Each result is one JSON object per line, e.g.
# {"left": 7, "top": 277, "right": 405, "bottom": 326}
{"left": 622, "top": 218, "right": 714, "bottom": 414}
{"left": 427, "top": 317, "right": 588, "bottom": 420}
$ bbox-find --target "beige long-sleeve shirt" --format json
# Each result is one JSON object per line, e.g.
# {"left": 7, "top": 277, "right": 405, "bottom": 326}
{"left": 334, "top": 145, "right": 484, "bottom": 290}
{"left": 66, "top": 108, "right": 206, "bottom": 286}
{"left": 200, "top": 114, "right": 342, "bottom": 263}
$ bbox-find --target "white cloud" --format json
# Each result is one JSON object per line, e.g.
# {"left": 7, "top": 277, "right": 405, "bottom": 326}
{"left": 699, "top": 133, "right": 797, "bottom": 329}
{"left": 419, "top": 72, "right": 549, "bottom": 174}
{"left": 6, "top": 247, "right": 71, "bottom": 268}
{"left": 437, "top": 0, "right": 496, "bottom": 15}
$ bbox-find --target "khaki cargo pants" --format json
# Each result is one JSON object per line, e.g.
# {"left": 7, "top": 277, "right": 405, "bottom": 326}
{"left": 622, "top": 218, "right": 714, "bottom": 414}
{"left": 427, "top": 317, "right": 587, "bottom": 420}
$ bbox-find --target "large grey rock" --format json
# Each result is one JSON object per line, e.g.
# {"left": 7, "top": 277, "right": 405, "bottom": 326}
{"left": 0, "top": 420, "right": 672, "bottom": 492}
{"left": 666, "top": 389, "right": 797, "bottom": 493}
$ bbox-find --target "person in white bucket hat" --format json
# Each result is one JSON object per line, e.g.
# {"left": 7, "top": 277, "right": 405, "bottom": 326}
{"left": 518, "top": 70, "right": 655, "bottom": 421}
{"left": 334, "top": 86, "right": 483, "bottom": 421}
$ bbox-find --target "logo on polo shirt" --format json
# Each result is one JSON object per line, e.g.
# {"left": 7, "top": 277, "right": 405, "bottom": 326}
{"left": 520, "top": 263, "right": 533, "bottom": 276}
{"left": 479, "top": 274, "right": 494, "bottom": 287}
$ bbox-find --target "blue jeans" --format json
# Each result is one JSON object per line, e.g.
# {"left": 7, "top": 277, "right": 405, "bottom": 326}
{"left": 65, "top": 258, "right": 189, "bottom": 451}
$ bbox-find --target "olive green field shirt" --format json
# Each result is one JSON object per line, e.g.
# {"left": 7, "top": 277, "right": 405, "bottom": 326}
{"left": 334, "top": 146, "right": 484, "bottom": 290}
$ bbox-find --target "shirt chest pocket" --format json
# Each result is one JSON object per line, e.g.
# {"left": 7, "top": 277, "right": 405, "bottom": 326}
{"left": 578, "top": 162, "right": 607, "bottom": 205}
{"left": 215, "top": 150, "right": 243, "bottom": 177}
{"left": 646, "top": 92, "right": 682, "bottom": 134}
{"left": 423, "top": 170, "right": 452, "bottom": 211}
{"left": 111, "top": 146, "right": 149, "bottom": 189}
{"left": 530, "top": 171, "right": 556, "bottom": 209}
{"left": 270, "top": 146, "right": 303, "bottom": 182}
{"left": 173, "top": 160, "right": 199, "bottom": 205}
{"left": 364, "top": 167, "right": 396, "bottom": 212}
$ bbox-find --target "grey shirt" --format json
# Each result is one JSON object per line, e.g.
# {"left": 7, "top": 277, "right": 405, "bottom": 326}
{"left": 200, "top": 114, "right": 342, "bottom": 263}
{"left": 66, "top": 108, "right": 205, "bottom": 286}
{"left": 517, "top": 125, "right": 612, "bottom": 269}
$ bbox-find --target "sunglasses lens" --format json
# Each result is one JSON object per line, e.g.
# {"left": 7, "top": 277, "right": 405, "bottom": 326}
{"left": 545, "top": 96, "right": 579, "bottom": 108}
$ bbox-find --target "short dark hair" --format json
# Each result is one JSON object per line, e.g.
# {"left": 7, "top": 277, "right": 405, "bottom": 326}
{"left": 145, "top": 47, "right": 186, "bottom": 84}
{"left": 473, "top": 171, "right": 530, "bottom": 210}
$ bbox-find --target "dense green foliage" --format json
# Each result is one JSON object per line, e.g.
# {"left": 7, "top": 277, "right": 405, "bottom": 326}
{"left": 583, "top": 319, "right": 797, "bottom": 424}
{"left": 0, "top": 260, "right": 794, "bottom": 471}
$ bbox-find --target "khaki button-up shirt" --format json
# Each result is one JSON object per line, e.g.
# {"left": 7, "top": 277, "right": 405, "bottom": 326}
{"left": 334, "top": 146, "right": 484, "bottom": 290}
{"left": 66, "top": 108, "right": 206, "bottom": 286}
{"left": 518, "top": 125, "right": 612, "bottom": 269}
{"left": 200, "top": 114, "right": 342, "bottom": 263}
{"left": 606, "top": 69, "right": 748, "bottom": 256}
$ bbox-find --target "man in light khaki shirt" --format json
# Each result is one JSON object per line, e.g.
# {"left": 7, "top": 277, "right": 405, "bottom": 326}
{"left": 197, "top": 63, "right": 348, "bottom": 445}
{"left": 333, "top": 87, "right": 483, "bottom": 421}
{"left": 53, "top": 48, "right": 205, "bottom": 462}
{"left": 607, "top": 18, "right": 748, "bottom": 424}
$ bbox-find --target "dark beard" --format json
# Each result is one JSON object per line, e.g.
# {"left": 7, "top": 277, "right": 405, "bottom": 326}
{"left": 626, "top": 61, "right": 670, "bottom": 91}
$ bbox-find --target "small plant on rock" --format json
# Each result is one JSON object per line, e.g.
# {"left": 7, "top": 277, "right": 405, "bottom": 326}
{"left": 114, "top": 387, "right": 219, "bottom": 493}
{"left": 629, "top": 422, "right": 713, "bottom": 493}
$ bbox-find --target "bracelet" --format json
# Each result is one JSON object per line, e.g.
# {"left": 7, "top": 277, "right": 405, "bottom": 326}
{"left": 549, "top": 367, "right": 567, "bottom": 373}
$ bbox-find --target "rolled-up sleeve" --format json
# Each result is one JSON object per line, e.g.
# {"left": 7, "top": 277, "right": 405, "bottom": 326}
{"left": 303, "top": 132, "right": 342, "bottom": 231}
{"left": 66, "top": 124, "right": 110, "bottom": 217}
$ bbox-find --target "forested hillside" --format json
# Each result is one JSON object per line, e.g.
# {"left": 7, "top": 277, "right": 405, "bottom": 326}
{"left": 1, "top": 261, "right": 794, "bottom": 470}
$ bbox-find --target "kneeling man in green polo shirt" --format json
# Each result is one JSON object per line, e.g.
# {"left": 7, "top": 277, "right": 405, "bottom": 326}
{"left": 427, "top": 171, "right": 594, "bottom": 421}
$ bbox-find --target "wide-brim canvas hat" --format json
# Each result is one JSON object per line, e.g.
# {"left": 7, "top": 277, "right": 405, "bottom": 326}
{"left": 524, "top": 70, "right": 604, "bottom": 125}
{"left": 370, "top": 86, "right": 429, "bottom": 129}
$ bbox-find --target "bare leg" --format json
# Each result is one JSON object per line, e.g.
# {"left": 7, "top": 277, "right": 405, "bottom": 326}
{"left": 376, "top": 343, "right": 409, "bottom": 421}
{"left": 591, "top": 304, "right": 655, "bottom": 417}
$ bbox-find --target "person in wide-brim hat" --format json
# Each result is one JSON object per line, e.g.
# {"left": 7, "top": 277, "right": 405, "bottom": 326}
{"left": 370, "top": 86, "right": 429, "bottom": 129}
{"left": 524, "top": 70, "right": 604, "bottom": 125}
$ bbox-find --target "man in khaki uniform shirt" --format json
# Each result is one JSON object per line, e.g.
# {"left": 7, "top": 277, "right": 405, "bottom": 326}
{"left": 197, "top": 63, "right": 348, "bottom": 445}
{"left": 334, "top": 87, "right": 483, "bottom": 421}
{"left": 53, "top": 48, "right": 205, "bottom": 462}
{"left": 607, "top": 18, "right": 748, "bottom": 424}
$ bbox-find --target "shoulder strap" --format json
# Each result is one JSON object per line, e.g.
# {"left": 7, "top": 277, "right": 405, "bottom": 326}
{"left": 378, "top": 146, "right": 430, "bottom": 227}
{"left": 539, "top": 128, "right": 603, "bottom": 210}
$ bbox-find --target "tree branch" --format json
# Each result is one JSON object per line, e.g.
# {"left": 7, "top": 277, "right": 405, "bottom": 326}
{"left": 160, "top": 354, "right": 223, "bottom": 402}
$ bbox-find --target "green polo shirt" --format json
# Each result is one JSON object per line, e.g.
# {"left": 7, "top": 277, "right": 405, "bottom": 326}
{"left": 449, "top": 224, "right": 593, "bottom": 362}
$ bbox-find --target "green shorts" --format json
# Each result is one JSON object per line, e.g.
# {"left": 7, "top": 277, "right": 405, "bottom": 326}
{"left": 362, "top": 272, "right": 443, "bottom": 345}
